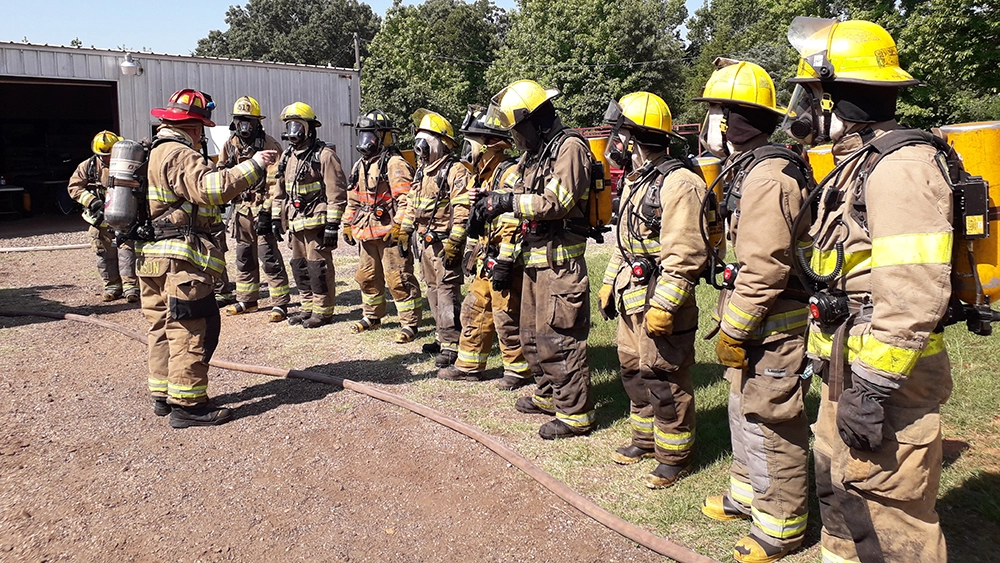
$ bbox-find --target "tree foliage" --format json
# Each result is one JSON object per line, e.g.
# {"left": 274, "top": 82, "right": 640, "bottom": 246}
{"left": 195, "top": 0, "right": 381, "bottom": 68}
{"left": 487, "top": 0, "right": 689, "bottom": 128}
{"left": 361, "top": 0, "right": 508, "bottom": 145}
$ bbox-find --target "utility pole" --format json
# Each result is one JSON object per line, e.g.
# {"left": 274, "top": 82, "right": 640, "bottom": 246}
{"left": 353, "top": 32, "right": 361, "bottom": 73}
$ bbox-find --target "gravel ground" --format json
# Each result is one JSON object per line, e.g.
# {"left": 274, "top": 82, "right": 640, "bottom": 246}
{"left": 0, "top": 216, "right": 658, "bottom": 563}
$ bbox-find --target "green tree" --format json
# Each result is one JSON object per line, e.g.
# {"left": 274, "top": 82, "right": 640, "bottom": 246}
{"left": 487, "top": 0, "right": 689, "bottom": 128}
{"left": 361, "top": 0, "right": 508, "bottom": 144}
{"left": 195, "top": 0, "right": 381, "bottom": 68}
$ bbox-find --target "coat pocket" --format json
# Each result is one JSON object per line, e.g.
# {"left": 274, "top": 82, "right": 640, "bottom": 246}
{"left": 550, "top": 291, "right": 587, "bottom": 330}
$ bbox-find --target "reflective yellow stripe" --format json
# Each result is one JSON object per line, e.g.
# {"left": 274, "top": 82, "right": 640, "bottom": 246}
{"left": 630, "top": 413, "right": 653, "bottom": 435}
{"left": 752, "top": 506, "right": 807, "bottom": 539}
{"left": 811, "top": 249, "right": 871, "bottom": 278}
{"left": 622, "top": 287, "right": 647, "bottom": 313}
{"left": 363, "top": 292, "right": 386, "bottom": 306}
{"left": 498, "top": 241, "right": 520, "bottom": 261}
{"left": 269, "top": 284, "right": 290, "bottom": 298}
{"left": 603, "top": 260, "right": 619, "bottom": 284}
{"left": 545, "top": 176, "right": 575, "bottom": 210}
{"left": 289, "top": 214, "right": 326, "bottom": 232}
{"left": 516, "top": 194, "right": 535, "bottom": 217}
{"left": 532, "top": 394, "right": 554, "bottom": 409}
{"left": 522, "top": 243, "right": 586, "bottom": 266}
{"left": 441, "top": 342, "right": 459, "bottom": 352}
{"left": 148, "top": 377, "right": 168, "bottom": 393}
{"left": 395, "top": 297, "right": 420, "bottom": 312}
{"left": 313, "top": 304, "right": 334, "bottom": 316}
{"left": 653, "top": 279, "right": 690, "bottom": 307}
{"left": 458, "top": 349, "right": 489, "bottom": 364}
{"left": 654, "top": 427, "right": 694, "bottom": 451}
{"left": 724, "top": 301, "right": 761, "bottom": 332}
{"left": 294, "top": 181, "right": 322, "bottom": 196}
{"left": 168, "top": 382, "right": 208, "bottom": 399}
{"left": 79, "top": 191, "right": 96, "bottom": 207}
{"left": 136, "top": 239, "right": 225, "bottom": 275}
{"left": 556, "top": 410, "right": 595, "bottom": 428}
{"left": 300, "top": 302, "right": 314, "bottom": 312}
{"left": 871, "top": 231, "right": 952, "bottom": 268}
{"left": 808, "top": 330, "right": 945, "bottom": 373}
{"left": 236, "top": 282, "right": 259, "bottom": 294}
{"left": 730, "top": 477, "right": 754, "bottom": 505}
{"left": 326, "top": 208, "right": 344, "bottom": 223}
{"left": 821, "top": 547, "right": 860, "bottom": 563}
{"left": 751, "top": 308, "right": 810, "bottom": 339}
{"left": 857, "top": 335, "right": 944, "bottom": 376}
{"left": 503, "top": 359, "right": 530, "bottom": 373}
{"left": 626, "top": 240, "right": 661, "bottom": 255}
{"left": 451, "top": 192, "right": 471, "bottom": 206}
{"left": 148, "top": 185, "right": 179, "bottom": 203}
{"left": 450, "top": 225, "right": 467, "bottom": 241}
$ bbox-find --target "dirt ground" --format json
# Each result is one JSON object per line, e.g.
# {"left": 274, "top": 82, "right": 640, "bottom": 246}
{"left": 0, "top": 216, "right": 657, "bottom": 563}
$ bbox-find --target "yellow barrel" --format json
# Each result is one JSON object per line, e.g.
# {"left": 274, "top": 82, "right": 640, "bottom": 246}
{"left": 806, "top": 144, "right": 835, "bottom": 184}
{"left": 938, "top": 121, "right": 1000, "bottom": 304}
{"left": 585, "top": 136, "right": 613, "bottom": 228}
{"left": 692, "top": 156, "right": 726, "bottom": 256}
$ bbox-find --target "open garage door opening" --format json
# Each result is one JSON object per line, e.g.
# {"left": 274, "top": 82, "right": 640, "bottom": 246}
{"left": 0, "top": 77, "right": 118, "bottom": 217}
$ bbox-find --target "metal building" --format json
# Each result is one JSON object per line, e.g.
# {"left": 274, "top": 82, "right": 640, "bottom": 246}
{"left": 0, "top": 42, "right": 360, "bottom": 214}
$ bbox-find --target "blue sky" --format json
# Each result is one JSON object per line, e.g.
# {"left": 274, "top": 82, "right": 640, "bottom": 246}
{"left": 0, "top": 0, "right": 704, "bottom": 55}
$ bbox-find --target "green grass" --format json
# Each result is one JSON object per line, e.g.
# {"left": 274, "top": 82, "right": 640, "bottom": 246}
{"left": 245, "top": 245, "right": 1000, "bottom": 561}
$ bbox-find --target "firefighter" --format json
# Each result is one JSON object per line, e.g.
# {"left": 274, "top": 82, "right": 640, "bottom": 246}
{"left": 219, "top": 96, "right": 291, "bottom": 322}
{"left": 343, "top": 110, "right": 423, "bottom": 343}
{"left": 400, "top": 109, "right": 471, "bottom": 368}
{"left": 138, "top": 89, "right": 277, "bottom": 427}
{"left": 692, "top": 60, "right": 812, "bottom": 562}
{"left": 271, "top": 102, "right": 349, "bottom": 328}
{"left": 785, "top": 18, "right": 951, "bottom": 563}
{"left": 67, "top": 130, "right": 138, "bottom": 303}
{"left": 476, "top": 80, "right": 595, "bottom": 440}
{"left": 597, "top": 92, "right": 707, "bottom": 483}
{"left": 436, "top": 105, "right": 533, "bottom": 390}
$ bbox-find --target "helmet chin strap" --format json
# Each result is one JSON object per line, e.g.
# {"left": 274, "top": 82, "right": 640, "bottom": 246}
{"left": 813, "top": 90, "right": 835, "bottom": 145}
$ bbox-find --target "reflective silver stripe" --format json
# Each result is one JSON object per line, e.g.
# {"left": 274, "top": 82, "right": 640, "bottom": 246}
{"left": 556, "top": 410, "right": 595, "bottom": 428}
{"left": 630, "top": 413, "right": 653, "bottom": 435}
{"left": 750, "top": 307, "right": 810, "bottom": 339}
{"left": 751, "top": 506, "right": 807, "bottom": 539}
{"left": 654, "top": 427, "right": 694, "bottom": 451}
{"left": 729, "top": 476, "right": 754, "bottom": 505}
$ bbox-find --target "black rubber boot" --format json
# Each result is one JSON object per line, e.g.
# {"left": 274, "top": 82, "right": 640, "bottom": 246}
{"left": 422, "top": 341, "right": 442, "bottom": 354}
{"left": 434, "top": 349, "right": 458, "bottom": 368}
{"left": 515, "top": 396, "right": 555, "bottom": 416}
{"left": 610, "top": 444, "right": 655, "bottom": 465}
{"left": 169, "top": 403, "right": 233, "bottom": 429}
{"left": 301, "top": 313, "right": 333, "bottom": 329}
{"left": 287, "top": 311, "right": 312, "bottom": 325}
{"left": 644, "top": 463, "right": 691, "bottom": 489}
{"left": 437, "top": 365, "right": 481, "bottom": 381}
{"left": 539, "top": 419, "right": 591, "bottom": 440}
{"left": 153, "top": 397, "right": 171, "bottom": 417}
{"left": 496, "top": 372, "right": 533, "bottom": 391}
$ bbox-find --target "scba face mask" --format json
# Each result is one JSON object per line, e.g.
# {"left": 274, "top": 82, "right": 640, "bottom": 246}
{"left": 356, "top": 131, "right": 382, "bottom": 158}
{"left": 234, "top": 118, "right": 257, "bottom": 140}
{"left": 604, "top": 128, "right": 634, "bottom": 170}
{"left": 782, "top": 84, "right": 833, "bottom": 146}
{"left": 414, "top": 131, "right": 446, "bottom": 164}
{"left": 283, "top": 119, "right": 309, "bottom": 148}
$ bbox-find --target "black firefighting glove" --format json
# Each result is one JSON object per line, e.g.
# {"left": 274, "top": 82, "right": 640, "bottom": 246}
{"left": 322, "top": 222, "right": 339, "bottom": 250}
{"left": 836, "top": 364, "right": 895, "bottom": 452}
{"left": 88, "top": 198, "right": 104, "bottom": 216}
{"left": 271, "top": 219, "right": 284, "bottom": 242}
{"left": 256, "top": 210, "right": 272, "bottom": 236}
{"left": 473, "top": 191, "right": 514, "bottom": 223}
{"left": 467, "top": 200, "right": 489, "bottom": 239}
{"left": 491, "top": 259, "right": 513, "bottom": 291}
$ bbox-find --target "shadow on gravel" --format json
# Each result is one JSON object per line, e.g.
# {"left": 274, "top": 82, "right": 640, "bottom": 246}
{"left": 0, "top": 285, "right": 138, "bottom": 328}
{"left": 302, "top": 355, "right": 433, "bottom": 386}
{"left": 214, "top": 376, "right": 341, "bottom": 421}
{"left": 938, "top": 471, "right": 1000, "bottom": 563}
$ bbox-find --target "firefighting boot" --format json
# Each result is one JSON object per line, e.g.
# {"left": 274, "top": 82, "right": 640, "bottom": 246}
{"left": 702, "top": 495, "right": 751, "bottom": 521}
{"left": 102, "top": 288, "right": 122, "bottom": 302}
{"left": 611, "top": 444, "right": 655, "bottom": 465}
{"left": 351, "top": 316, "right": 381, "bottom": 333}
{"left": 268, "top": 306, "right": 287, "bottom": 323}
{"left": 215, "top": 292, "right": 237, "bottom": 308}
{"left": 395, "top": 326, "right": 417, "bottom": 343}
{"left": 538, "top": 419, "right": 591, "bottom": 440}
{"left": 437, "top": 365, "right": 481, "bottom": 381}
{"left": 224, "top": 301, "right": 258, "bottom": 316}
{"left": 301, "top": 313, "right": 333, "bottom": 329}
{"left": 733, "top": 532, "right": 799, "bottom": 563}
{"left": 422, "top": 341, "right": 442, "bottom": 354}
{"left": 496, "top": 371, "right": 533, "bottom": 391}
{"left": 515, "top": 396, "right": 555, "bottom": 416}
{"left": 434, "top": 349, "right": 458, "bottom": 368}
{"left": 644, "top": 463, "right": 691, "bottom": 489}
{"left": 153, "top": 397, "right": 172, "bottom": 417}
{"left": 168, "top": 403, "right": 233, "bottom": 428}
{"left": 287, "top": 310, "right": 312, "bottom": 325}
{"left": 125, "top": 290, "right": 140, "bottom": 304}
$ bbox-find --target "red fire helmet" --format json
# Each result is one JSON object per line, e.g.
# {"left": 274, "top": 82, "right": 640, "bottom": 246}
{"left": 151, "top": 89, "right": 216, "bottom": 127}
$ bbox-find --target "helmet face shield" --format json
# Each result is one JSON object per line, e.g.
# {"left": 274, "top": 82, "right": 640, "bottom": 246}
{"left": 282, "top": 119, "right": 309, "bottom": 147}
{"left": 356, "top": 131, "right": 381, "bottom": 158}
{"left": 788, "top": 17, "right": 838, "bottom": 80}
{"left": 603, "top": 100, "right": 632, "bottom": 169}
{"left": 483, "top": 102, "right": 515, "bottom": 131}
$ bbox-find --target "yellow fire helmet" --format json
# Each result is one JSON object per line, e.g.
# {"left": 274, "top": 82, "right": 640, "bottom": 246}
{"left": 412, "top": 108, "right": 457, "bottom": 147}
{"left": 620, "top": 91, "right": 675, "bottom": 135}
{"left": 232, "top": 96, "right": 263, "bottom": 119}
{"left": 486, "top": 79, "right": 561, "bottom": 131}
{"left": 91, "top": 130, "right": 122, "bottom": 156}
{"left": 280, "top": 102, "right": 321, "bottom": 127}
{"left": 693, "top": 57, "right": 785, "bottom": 115}
{"left": 787, "top": 17, "right": 919, "bottom": 86}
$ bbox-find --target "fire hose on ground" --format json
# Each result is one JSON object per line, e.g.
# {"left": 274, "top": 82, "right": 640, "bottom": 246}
{"left": 0, "top": 243, "right": 90, "bottom": 253}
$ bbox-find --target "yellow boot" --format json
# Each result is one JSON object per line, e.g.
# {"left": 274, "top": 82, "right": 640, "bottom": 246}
{"left": 701, "top": 495, "right": 750, "bottom": 521}
{"left": 733, "top": 532, "right": 797, "bottom": 563}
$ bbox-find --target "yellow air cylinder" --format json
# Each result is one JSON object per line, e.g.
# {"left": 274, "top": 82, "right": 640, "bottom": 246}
{"left": 937, "top": 121, "right": 1000, "bottom": 304}
{"left": 692, "top": 155, "right": 726, "bottom": 256}
{"left": 585, "top": 136, "right": 613, "bottom": 229}
{"left": 806, "top": 144, "right": 835, "bottom": 184}
{"left": 401, "top": 149, "right": 417, "bottom": 170}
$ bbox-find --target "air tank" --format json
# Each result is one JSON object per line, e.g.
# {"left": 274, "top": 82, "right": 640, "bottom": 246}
{"left": 806, "top": 144, "right": 835, "bottom": 184}
{"left": 692, "top": 155, "right": 726, "bottom": 256}
{"left": 103, "top": 139, "right": 146, "bottom": 231}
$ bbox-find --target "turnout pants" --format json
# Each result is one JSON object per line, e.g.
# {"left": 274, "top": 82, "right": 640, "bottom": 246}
{"left": 288, "top": 228, "right": 336, "bottom": 317}
{"left": 139, "top": 260, "right": 221, "bottom": 406}
{"left": 617, "top": 310, "right": 697, "bottom": 466}
{"left": 814, "top": 346, "right": 950, "bottom": 563}
{"left": 418, "top": 238, "right": 462, "bottom": 351}
{"left": 90, "top": 225, "right": 137, "bottom": 294}
{"left": 355, "top": 238, "right": 422, "bottom": 327}
{"left": 725, "top": 336, "right": 810, "bottom": 550}
{"left": 232, "top": 211, "right": 290, "bottom": 306}
{"left": 455, "top": 272, "right": 529, "bottom": 375}
{"left": 521, "top": 258, "right": 594, "bottom": 431}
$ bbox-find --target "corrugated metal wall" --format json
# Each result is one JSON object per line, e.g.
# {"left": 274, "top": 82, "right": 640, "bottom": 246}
{"left": 1, "top": 43, "right": 359, "bottom": 159}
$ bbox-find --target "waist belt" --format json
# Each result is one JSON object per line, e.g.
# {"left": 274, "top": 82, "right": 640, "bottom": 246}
{"left": 152, "top": 220, "right": 212, "bottom": 241}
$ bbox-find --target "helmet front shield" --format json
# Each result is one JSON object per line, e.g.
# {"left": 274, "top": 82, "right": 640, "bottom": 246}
{"left": 788, "top": 17, "right": 838, "bottom": 81}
